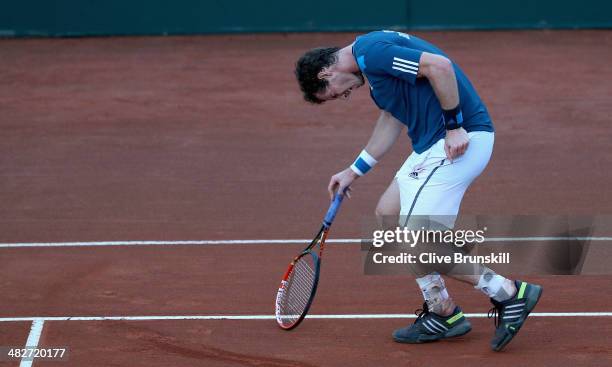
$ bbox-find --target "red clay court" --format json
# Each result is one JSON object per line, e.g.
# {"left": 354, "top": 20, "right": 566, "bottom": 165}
{"left": 1, "top": 30, "right": 611, "bottom": 366}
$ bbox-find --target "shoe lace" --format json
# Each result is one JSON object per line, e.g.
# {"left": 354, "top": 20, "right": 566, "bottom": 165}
{"left": 414, "top": 302, "right": 430, "bottom": 324}
{"left": 488, "top": 301, "right": 503, "bottom": 328}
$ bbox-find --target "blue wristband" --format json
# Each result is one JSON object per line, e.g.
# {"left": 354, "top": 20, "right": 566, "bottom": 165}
{"left": 350, "top": 150, "right": 378, "bottom": 176}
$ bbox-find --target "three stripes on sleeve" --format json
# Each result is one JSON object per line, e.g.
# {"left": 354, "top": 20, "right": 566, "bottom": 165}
{"left": 391, "top": 56, "right": 419, "bottom": 75}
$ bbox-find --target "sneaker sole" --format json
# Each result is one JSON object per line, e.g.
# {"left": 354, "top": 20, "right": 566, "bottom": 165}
{"left": 492, "top": 285, "right": 543, "bottom": 352}
{"left": 393, "top": 319, "right": 472, "bottom": 344}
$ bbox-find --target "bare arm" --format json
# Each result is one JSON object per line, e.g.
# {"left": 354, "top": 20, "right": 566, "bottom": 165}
{"left": 363, "top": 111, "right": 404, "bottom": 160}
{"left": 417, "top": 52, "right": 469, "bottom": 161}
{"left": 327, "top": 111, "right": 404, "bottom": 198}
{"left": 417, "top": 52, "right": 459, "bottom": 109}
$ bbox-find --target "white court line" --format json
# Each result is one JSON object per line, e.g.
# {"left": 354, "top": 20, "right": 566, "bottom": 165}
{"left": 0, "top": 236, "right": 610, "bottom": 248}
{"left": 1, "top": 312, "right": 612, "bottom": 322}
{"left": 19, "top": 319, "right": 44, "bottom": 367}
{"left": 0, "top": 239, "right": 320, "bottom": 248}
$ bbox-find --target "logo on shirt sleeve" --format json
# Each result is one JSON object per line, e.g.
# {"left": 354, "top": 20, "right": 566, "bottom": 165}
{"left": 383, "top": 30, "right": 411, "bottom": 39}
{"left": 392, "top": 57, "right": 419, "bottom": 75}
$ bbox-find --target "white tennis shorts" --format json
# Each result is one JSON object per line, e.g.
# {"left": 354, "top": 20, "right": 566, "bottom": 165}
{"left": 395, "top": 131, "right": 494, "bottom": 227}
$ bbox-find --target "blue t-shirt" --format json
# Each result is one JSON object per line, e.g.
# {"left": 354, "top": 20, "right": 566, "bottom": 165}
{"left": 352, "top": 30, "right": 494, "bottom": 153}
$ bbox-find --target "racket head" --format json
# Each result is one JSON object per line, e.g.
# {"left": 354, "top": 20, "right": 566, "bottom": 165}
{"left": 275, "top": 250, "right": 321, "bottom": 330}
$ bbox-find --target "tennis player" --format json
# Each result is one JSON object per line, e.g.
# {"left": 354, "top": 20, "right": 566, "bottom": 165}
{"left": 294, "top": 30, "right": 542, "bottom": 351}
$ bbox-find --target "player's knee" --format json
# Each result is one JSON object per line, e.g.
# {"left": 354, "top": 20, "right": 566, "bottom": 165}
{"left": 374, "top": 205, "right": 382, "bottom": 217}
{"left": 376, "top": 180, "right": 401, "bottom": 217}
{"left": 375, "top": 202, "right": 392, "bottom": 217}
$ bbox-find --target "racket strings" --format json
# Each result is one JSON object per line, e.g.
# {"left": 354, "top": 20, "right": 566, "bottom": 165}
{"left": 285, "top": 259, "right": 314, "bottom": 312}
{"left": 289, "top": 264, "right": 314, "bottom": 308}
{"left": 278, "top": 256, "right": 317, "bottom": 325}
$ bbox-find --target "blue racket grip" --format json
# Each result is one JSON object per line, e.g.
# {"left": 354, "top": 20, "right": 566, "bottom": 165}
{"left": 323, "top": 191, "right": 346, "bottom": 227}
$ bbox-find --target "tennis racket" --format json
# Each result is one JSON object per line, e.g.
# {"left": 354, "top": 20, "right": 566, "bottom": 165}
{"left": 275, "top": 192, "right": 346, "bottom": 330}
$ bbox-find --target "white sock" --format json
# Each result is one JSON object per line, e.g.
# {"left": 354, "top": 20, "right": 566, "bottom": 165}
{"left": 474, "top": 272, "right": 516, "bottom": 302}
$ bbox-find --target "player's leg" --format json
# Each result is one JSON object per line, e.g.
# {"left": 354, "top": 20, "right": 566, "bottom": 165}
{"left": 398, "top": 131, "right": 506, "bottom": 291}
{"left": 398, "top": 134, "right": 541, "bottom": 349}
{"left": 393, "top": 132, "right": 542, "bottom": 349}
{"left": 391, "top": 135, "right": 488, "bottom": 343}
{"left": 375, "top": 178, "right": 400, "bottom": 229}
{"left": 394, "top": 132, "right": 497, "bottom": 315}
{"left": 373, "top": 166, "right": 468, "bottom": 342}
{"left": 376, "top": 156, "right": 461, "bottom": 317}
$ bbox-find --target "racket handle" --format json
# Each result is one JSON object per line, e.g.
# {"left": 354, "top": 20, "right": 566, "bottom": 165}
{"left": 323, "top": 191, "right": 345, "bottom": 227}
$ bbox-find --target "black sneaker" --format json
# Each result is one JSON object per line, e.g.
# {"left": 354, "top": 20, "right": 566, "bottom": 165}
{"left": 488, "top": 280, "right": 543, "bottom": 351}
{"left": 392, "top": 303, "right": 472, "bottom": 343}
